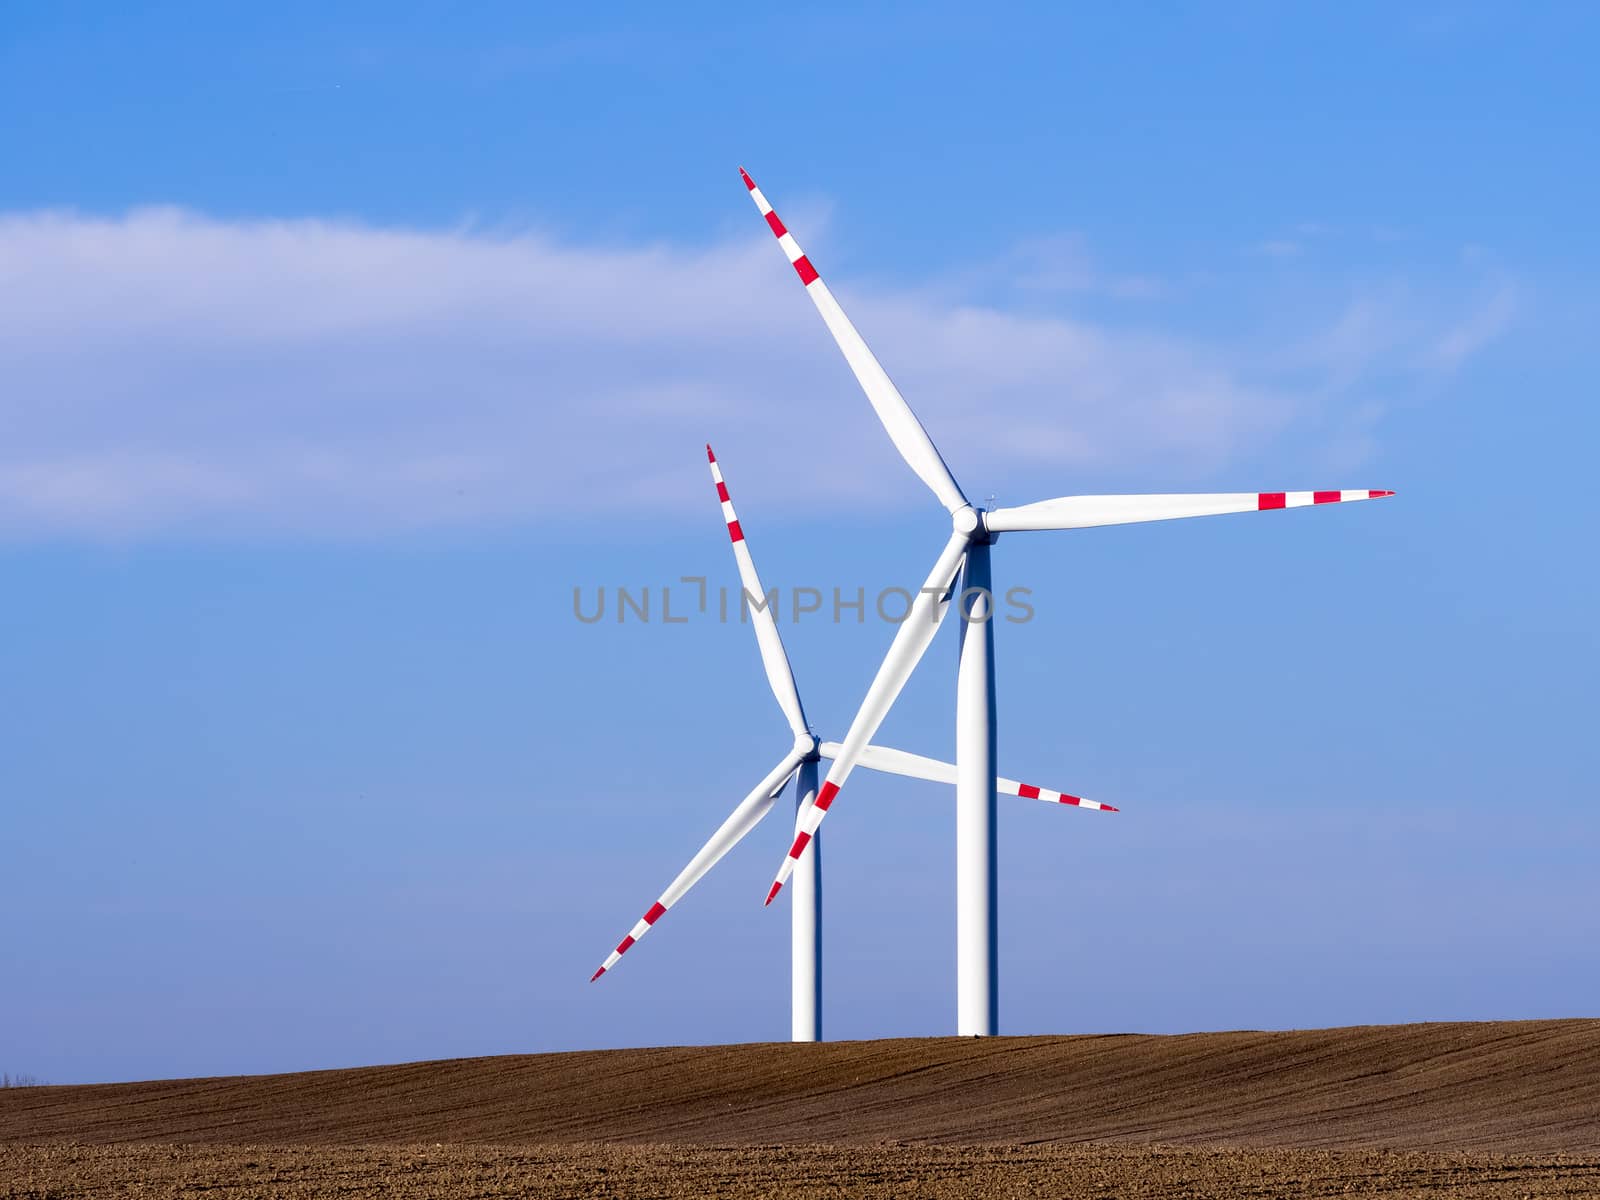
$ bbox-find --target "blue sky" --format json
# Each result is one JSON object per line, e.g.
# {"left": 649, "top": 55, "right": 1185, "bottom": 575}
{"left": 2, "top": 3, "right": 1597, "bottom": 1084}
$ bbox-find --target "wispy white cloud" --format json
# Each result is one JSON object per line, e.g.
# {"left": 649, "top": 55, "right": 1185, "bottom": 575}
{"left": 989, "top": 234, "right": 1165, "bottom": 298}
{"left": 1424, "top": 282, "right": 1519, "bottom": 372}
{"left": 0, "top": 208, "right": 1516, "bottom": 537}
{"left": 1251, "top": 238, "right": 1304, "bottom": 259}
{"left": 1285, "top": 275, "right": 1519, "bottom": 385}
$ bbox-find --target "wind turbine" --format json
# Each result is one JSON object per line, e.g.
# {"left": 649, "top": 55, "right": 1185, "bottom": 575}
{"left": 589, "top": 445, "right": 1114, "bottom": 1042}
{"left": 741, "top": 166, "right": 1394, "bottom": 1036}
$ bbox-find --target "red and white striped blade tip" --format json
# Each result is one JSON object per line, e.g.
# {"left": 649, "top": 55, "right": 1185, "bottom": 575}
{"left": 1012, "top": 781, "right": 1119, "bottom": 811}
{"left": 738, "top": 166, "right": 755, "bottom": 189}
{"left": 589, "top": 901, "right": 669, "bottom": 981}
{"left": 1253, "top": 489, "right": 1395, "bottom": 511}
{"left": 1058, "top": 794, "right": 1117, "bottom": 812}
{"left": 706, "top": 443, "right": 717, "bottom": 463}
{"left": 764, "top": 881, "right": 782, "bottom": 906}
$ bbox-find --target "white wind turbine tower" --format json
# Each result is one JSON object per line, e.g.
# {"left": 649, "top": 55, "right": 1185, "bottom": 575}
{"left": 741, "top": 166, "right": 1395, "bottom": 1037}
{"left": 590, "top": 445, "right": 1115, "bottom": 1042}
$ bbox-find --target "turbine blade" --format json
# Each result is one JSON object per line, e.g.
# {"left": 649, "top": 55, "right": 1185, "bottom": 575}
{"left": 765, "top": 531, "right": 969, "bottom": 905}
{"left": 850, "top": 742, "right": 956, "bottom": 784}
{"left": 985, "top": 490, "right": 1395, "bottom": 533}
{"left": 998, "top": 777, "right": 1117, "bottom": 812}
{"left": 823, "top": 742, "right": 1116, "bottom": 811}
{"left": 791, "top": 767, "right": 817, "bottom": 856}
{"left": 590, "top": 747, "right": 805, "bottom": 981}
{"left": 707, "top": 445, "right": 809, "bottom": 740}
{"left": 739, "top": 167, "right": 968, "bottom": 515}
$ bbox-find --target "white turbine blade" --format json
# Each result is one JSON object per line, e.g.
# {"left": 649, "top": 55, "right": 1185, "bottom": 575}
{"left": 706, "top": 445, "right": 809, "bottom": 740}
{"left": 791, "top": 771, "right": 816, "bottom": 854}
{"left": 740, "top": 167, "right": 968, "bottom": 515}
{"left": 765, "top": 531, "right": 969, "bottom": 905}
{"left": 986, "top": 490, "right": 1395, "bottom": 533}
{"left": 831, "top": 741, "right": 958, "bottom": 784}
{"left": 590, "top": 747, "right": 804, "bottom": 981}
{"left": 823, "top": 742, "right": 1117, "bottom": 811}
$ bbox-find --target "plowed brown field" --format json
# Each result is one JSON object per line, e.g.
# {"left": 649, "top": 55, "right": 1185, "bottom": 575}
{"left": 4, "top": 1020, "right": 1597, "bottom": 1197}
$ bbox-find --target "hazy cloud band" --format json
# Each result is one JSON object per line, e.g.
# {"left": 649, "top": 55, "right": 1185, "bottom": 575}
{"left": 0, "top": 208, "right": 1512, "bottom": 536}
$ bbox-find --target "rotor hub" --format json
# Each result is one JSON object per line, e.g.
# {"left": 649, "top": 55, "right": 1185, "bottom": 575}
{"left": 952, "top": 505, "right": 995, "bottom": 544}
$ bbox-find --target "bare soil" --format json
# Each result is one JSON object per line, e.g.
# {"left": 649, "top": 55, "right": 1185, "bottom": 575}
{"left": 3, "top": 1020, "right": 1597, "bottom": 1197}
{"left": 5, "top": 1142, "right": 1600, "bottom": 1199}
